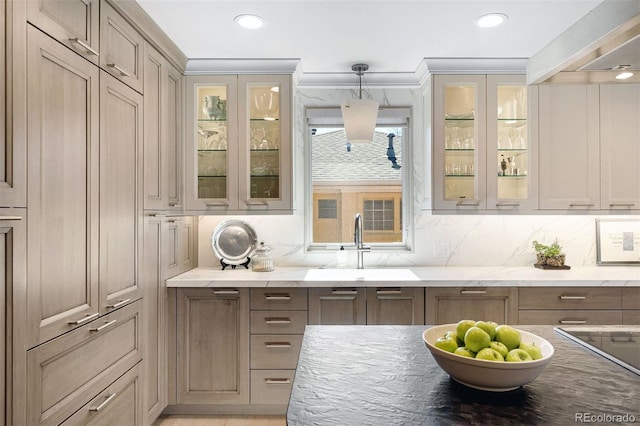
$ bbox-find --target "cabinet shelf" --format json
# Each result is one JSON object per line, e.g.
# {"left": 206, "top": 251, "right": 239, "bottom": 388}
{"left": 198, "top": 175, "right": 226, "bottom": 179}
{"left": 198, "top": 149, "right": 227, "bottom": 153}
{"left": 198, "top": 118, "right": 227, "bottom": 123}
{"left": 250, "top": 174, "right": 279, "bottom": 178}
{"left": 445, "top": 149, "right": 474, "bottom": 152}
{"left": 250, "top": 148, "right": 280, "bottom": 153}
{"left": 445, "top": 174, "right": 475, "bottom": 178}
{"left": 250, "top": 118, "right": 280, "bottom": 122}
{"left": 497, "top": 174, "right": 527, "bottom": 179}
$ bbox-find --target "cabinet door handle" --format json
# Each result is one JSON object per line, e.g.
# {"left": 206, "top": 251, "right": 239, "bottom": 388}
{"left": 90, "top": 319, "right": 117, "bottom": 332}
{"left": 609, "top": 203, "right": 635, "bottom": 207}
{"left": 245, "top": 200, "right": 269, "bottom": 206}
{"left": 265, "top": 294, "right": 291, "bottom": 301}
{"left": 265, "top": 342, "right": 291, "bottom": 348}
{"left": 331, "top": 289, "right": 358, "bottom": 295}
{"left": 376, "top": 289, "right": 402, "bottom": 295}
{"left": 68, "top": 38, "right": 99, "bottom": 56}
{"left": 106, "top": 63, "right": 131, "bottom": 77}
{"left": 265, "top": 378, "right": 292, "bottom": 384}
{"left": 213, "top": 289, "right": 239, "bottom": 295}
{"left": 560, "top": 319, "right": 587, "bottom": 324}
{"left": 89, "top": 393, "right": 117, "bottom": 412}
{"left": 68, "top": 312, "right": 99, "bottom": 325}
{"left": 569, "top": 203, "right": 595, "bottom": 207}
{"left": 456, "top": 200, "right": 480, "bottom": 206}
{"left": 496, "top": 202, "right": 520, "bottom": 207}
{"left": 205, "top": 202, "right": 229, "bottom": 207}
{"left": 265, "top": 317, "right": 291, "bottom": 324}
{"left": 106, "top": 299, "right": 131, "bottom": 309}
{"left": 167, "top": 219, "right": 183, "bottom": 223}
{"left": 168, "top": 203, "right": 182, "bottom": 208}
{"left": 460, "top": 290, "right": 487, "bottom": 295}
{"left": 559, "top": 295, "right": 586, "bottom": 300}
{"left": 0, "top": 216, "right": 23, "bottom": 220}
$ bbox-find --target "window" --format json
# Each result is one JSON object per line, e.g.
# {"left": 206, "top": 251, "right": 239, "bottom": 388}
{"left": 305, "top": 107, "right": 412, "bottom": 249}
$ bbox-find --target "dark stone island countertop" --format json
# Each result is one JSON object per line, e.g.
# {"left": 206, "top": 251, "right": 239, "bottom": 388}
{"left": 287, "top": 326, "right": 640, "bottom": 425}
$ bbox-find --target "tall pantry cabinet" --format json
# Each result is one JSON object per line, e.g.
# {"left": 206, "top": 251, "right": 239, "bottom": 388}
{"left": 4, "top": 1, "right": 190, "bottom": 425}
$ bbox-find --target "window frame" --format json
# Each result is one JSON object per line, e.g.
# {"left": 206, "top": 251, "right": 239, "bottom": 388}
{"left": 304, "top": 107, "right": 414, "bottom": 253}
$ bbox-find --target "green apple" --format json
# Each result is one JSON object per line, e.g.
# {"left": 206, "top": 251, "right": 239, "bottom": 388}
{"left": 456, "top": 319, "right": 477, "bottom": 342}
{"left": 519, "top": 342, "right": 543, "bottom": 360}
{"left": 453, "top": 347, "right": 475, "bottom": 358}
{"left": 475, "top": 347, "right": 505, "bottom": 362}
{"left": 506, "top": 348, "right": 533, "bottom": 362}
{"left": 434, "top": 334, "right": 458, "bottom": 353}
{"left": 495, "top": 325, "right": 521, "bottom": 350}
{"left": 445, "top": 330, "right": 463, "bottom": 347}
{"left": 489, "top": 341, "right": 509, "bottom": 358}
{"left": 463, "top": 326, "right": 491, "bottom": 353}
{"left": 475, "top": 320, "right": 497, "bottom": 340}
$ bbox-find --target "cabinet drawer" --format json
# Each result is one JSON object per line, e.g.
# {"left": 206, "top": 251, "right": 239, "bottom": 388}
{"left": 250, "top": 370, "right": 294, "bottom": 405}
{"left": 27, "top": 302, "right": 142, "bottom": 426}
{"left": 250, "top": 288, "right": 308, "bottom": 310}
{"left": 622, "top": 287, "right": 640, "bottom": 310}
{"left": 518, "top": 309, "right": 623, "bottom": 325}
{"left": 251, "top": 310, "right": 307, "bottom": 334}
{"left": 61, "top": 363, "right": 142, "bottom": 425}
{"left": 519, "top": 287, "right": 621, "bottom": 310}
{"left": 250, "top": 335, "right": 303, "bottom": 369}
{"left": 100, "top": 1, "right": 144, "bottom": 93}
{"left": 623, "top": 310, "right": 640, "bottom": 325}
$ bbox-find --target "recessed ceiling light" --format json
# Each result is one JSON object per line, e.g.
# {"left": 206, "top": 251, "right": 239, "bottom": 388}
{"left": 234, "top": 14, "right": 265, "bottom": 29}
{"left": 475, "top": 13, "right": 508, "bottom": 28}
{"left": 616, "top": 71, "right": 634, "bottom": 80}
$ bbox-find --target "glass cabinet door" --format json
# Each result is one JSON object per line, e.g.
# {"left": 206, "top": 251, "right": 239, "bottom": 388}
{"left": 434, "top": 75, "right": 486, "bottom": 209}
{"left": 487, "top": 75, "right": 537, "bottom": 210}
{"left": 238, "top": 75, "right": 291, "bottom": 211}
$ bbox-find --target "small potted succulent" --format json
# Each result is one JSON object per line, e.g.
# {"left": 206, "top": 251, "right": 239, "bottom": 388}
{"left": 532, "top": 239, "right": 567, "bottom": 268}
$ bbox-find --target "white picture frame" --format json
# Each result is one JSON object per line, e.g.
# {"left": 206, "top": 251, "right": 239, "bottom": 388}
{"left": 596, "top": 219, "right": 640, "bottom": 265}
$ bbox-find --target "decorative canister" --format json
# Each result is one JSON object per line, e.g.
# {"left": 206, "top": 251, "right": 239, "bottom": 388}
{"left": 252, "top": 241, "right": 274, "bottom": 272}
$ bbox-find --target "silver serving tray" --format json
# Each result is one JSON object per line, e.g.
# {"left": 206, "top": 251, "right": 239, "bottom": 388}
{"left": 211, "top": 220, "right": 258, "bottom": 265}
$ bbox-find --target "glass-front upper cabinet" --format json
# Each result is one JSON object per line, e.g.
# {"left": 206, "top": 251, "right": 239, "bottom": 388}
{"left": 433, "top": 75, "right": 487, "bottom": 209}
{"left": 486, "top": 75, "right": 538, "bottom": 211}
{"left": 185, "top": 75, "right": 291, "bottom": 213}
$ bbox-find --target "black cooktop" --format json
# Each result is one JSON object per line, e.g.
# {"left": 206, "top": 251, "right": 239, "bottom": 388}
{"left": 555, "top": 326, "right": 640, "bottom": 375}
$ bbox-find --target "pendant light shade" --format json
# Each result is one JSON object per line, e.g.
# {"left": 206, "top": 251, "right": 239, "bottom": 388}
{"left": 341, "top": 64, "right": 379, "bottom": 143}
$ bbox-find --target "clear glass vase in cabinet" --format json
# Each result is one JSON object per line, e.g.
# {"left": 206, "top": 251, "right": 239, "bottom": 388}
{"left": 433, "top": 75, "right": 487, "bottom": 210}
{"left": 486, "top": 75, "right": 538, "bottom": 211}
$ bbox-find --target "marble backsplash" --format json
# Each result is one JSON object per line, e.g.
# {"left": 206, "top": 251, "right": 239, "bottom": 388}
{"left": 197, "top": 213, "right": 638, "bottom": 269}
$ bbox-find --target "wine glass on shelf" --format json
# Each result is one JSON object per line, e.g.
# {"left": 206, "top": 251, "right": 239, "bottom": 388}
{"left": 254, "top": 89, "right": 279, "bottom": 121}
{"left": 514, "top": 125, "right": 526, "bottom": 150}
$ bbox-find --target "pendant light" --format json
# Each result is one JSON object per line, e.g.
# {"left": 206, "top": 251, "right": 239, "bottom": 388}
{"left": 341, "top": 63, "right": 379, "bottom": 143}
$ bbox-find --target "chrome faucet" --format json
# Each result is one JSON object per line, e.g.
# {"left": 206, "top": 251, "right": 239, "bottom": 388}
{"left": 354, "top": 213, "right": 370, "bottom": 269}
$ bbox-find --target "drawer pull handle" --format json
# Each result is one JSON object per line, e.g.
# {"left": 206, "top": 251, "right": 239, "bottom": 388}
{"left": 265, "top": 378, "right": 292, "bottom": 384}
{"left": 377, "top": 289, "right": 402, "bottom": 295}
{"left": 68, "top": 38, "right": 99, "bottom": 56}
{"left": 569, "top": 203, "right": 595, "bottom": 207}
{"left": 560, "top": 320, "right": 587, "bottom": 324}
{"left": 168, "top": 203, "right": 182, "bottom": 208}
{"left": 495, "top": 202, "right": 520, "bottom": 207}
{"left": 609, "top": 203, "right": 635, "bottom": 207}
{"left": 213, "top": 289, "right": 239, "bottom": 295}
{"left": 106, "top": 63, "right": 131, "bottom": 77}
{"left": 460, "top": 290, "right": 487, "bottom": 295}
{"left": 265, "top": 294, "right": 291, "bottom": 301}
{"left": 331, "top": 289, "right": 358, "bottom": 295}
{"left": 559, "top": 295, "right": 586, "bottom": 300}
{"left": 0, "top": 216, "right": 23, "bottom": 220}
{"left": 205, "top": 202, "right": 229, "bottom": 207}
{"left": 456, "top": 200, "right": 480, "bottom": 207}
{"left": 68, "top": 312, "right": 99, "bottom": 325}
{"left": 106, "top": 299, "right": 131, "bottom": 309}
{"left": 167, "top": 219, "right": 183, "bottom": 223}
{"left": 89, "top": 393, "right": 117, "bottom": 412}
{"left": 265, "top": 317, "right": 291, "bottom": 324}
{"left": 90, "top": 319, "right": 117, "bottom": 332}
{"left": 265, "top": 342, "right": 291, "bottom": 348}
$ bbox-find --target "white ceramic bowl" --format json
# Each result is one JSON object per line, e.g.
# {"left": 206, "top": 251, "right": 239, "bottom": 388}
{"left": 422, "top": 324, "right": 554, "bottom": 392}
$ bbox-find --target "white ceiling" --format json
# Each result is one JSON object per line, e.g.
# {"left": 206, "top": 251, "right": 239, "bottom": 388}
{"left": 136, "top": 0, "right": 603, "bottom": 86}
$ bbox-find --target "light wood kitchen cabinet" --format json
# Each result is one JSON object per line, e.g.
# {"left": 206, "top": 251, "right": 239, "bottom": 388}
{"left": 518, "top": 287, "right": 624, "bottom": 325}
{"left": 144, "top": 42, "right": 184, "bottom": 212}
{"left": 26, "top": 301, "right": 142, "bottom": 426}
{"left": 432, "top": 75, "right": 538, "bottom": 211}
{"left": 165, "top": 216, "right": 196, "bottom": 280}
{"left": 366, "top": 287, "right": 425, "bottom": 325}
{"left": 61, "top": 363, "right": 143, "bottom": 426}
{"left": 185, "top": 74, "right": 292, "bottom": 214}
{"left": 599, "top": 84, "right": 640, "bottom": 210}
{"left": 425, "top": 287, "right": 518, "bottom": 324}
{"left": 538, "top": 85, "right": 601, "bottom": 210}
{"left": 1, "top": 211, "right": 27, "bottom": 425}
{"left": 26, "top": 0, "right": 100, "bottom": 65}
{"left": 177, "top": 288, "right": 250, "bottom": 405}
{"left": 25, "top": 25, "right": 100, "bottom": 348}
{"left": 100, "top": 0, "right": 144, "bottom": 93}
{"left": 99, "top": 71, "right": 143, "bottom": 313}
{"left": 308, "top": 288, "right": 367, "bottom": 325}
{"left": 622, "top": 287, "right": 640, "bottom": 325}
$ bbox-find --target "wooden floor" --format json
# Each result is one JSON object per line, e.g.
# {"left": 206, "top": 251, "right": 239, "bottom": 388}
{"left": 153, "top": 415, "right": 286, "bottom": 426}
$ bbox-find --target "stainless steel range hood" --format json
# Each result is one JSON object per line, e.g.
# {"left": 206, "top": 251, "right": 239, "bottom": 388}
{"left": 527, "top": 0, "right": 640, "bottom": 84}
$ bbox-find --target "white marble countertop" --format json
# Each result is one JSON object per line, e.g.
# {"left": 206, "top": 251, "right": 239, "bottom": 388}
{"left": 166, "top": 265, "right": 640, "bottom": 287}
